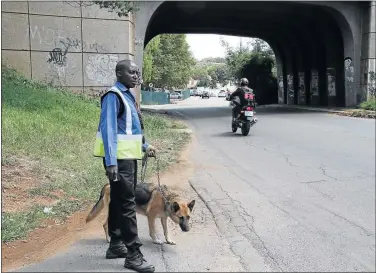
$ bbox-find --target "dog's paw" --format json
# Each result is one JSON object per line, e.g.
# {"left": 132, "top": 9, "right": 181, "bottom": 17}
{"left": 153, "top": 238, "right": 164, "bottom": 245}
{"left": 166, "top": 239, "right": 176, "bottom": 245}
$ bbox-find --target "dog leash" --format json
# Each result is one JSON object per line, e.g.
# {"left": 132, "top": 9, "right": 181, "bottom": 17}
{"left": 140, "top": 153, "right": 168, "bottom": 204}
{"left": 140, "top": 152, "right": 148, "bottom": 184}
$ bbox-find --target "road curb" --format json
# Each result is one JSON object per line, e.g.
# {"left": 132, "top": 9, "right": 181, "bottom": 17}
{"left": 259, "top": 104, "right": 376, "bottom": 118}
{"left": 140, "top": 107, "right": 170, "bottom": 114}
{"left": 258, "top": 104, "right": 344, "bottom": 113}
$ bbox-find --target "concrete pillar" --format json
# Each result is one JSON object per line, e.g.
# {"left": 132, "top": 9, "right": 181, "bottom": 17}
{"left": 361, "top": 1, "right": 376, "bottom": 100}
{"left": 272, "top": 45, "right": 285, "bottom": 104}
{"left": 133, "top": 1, "right": 163, "bottom": 104}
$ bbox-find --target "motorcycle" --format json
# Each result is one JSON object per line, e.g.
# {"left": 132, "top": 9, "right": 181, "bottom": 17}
{"left": 231, "top": 93, "right": 257, "bottom": 136}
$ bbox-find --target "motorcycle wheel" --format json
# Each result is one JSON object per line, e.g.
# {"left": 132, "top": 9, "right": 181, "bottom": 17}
{"left": 241, "top": 122, "right": 251, "bottom": 136}
{"left": 231, "top": 120, "right": 237, "bottom": 133}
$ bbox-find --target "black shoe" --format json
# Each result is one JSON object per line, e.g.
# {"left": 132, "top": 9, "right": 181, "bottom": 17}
{"left": 106, "top": 239, "right": 127, "bottom": 259}
{"left": 124, "top": 250, "right": 155, "bottom": 273}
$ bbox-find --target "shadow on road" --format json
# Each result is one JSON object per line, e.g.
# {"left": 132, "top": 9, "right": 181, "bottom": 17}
{"left": 211, "top": 132, "right": 246, "bottom": 138}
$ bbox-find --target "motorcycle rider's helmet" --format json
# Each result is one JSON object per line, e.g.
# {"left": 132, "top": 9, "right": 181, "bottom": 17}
{"left": 240, "top": 78, "right": 249, "bottom": 86}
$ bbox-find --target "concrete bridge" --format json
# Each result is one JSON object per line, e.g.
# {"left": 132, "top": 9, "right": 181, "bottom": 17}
{"left": 133, "top": 1, "right": 376, "bottom": 107}
{"left": 2, "top": 1, "right": 375, "bottom": 107}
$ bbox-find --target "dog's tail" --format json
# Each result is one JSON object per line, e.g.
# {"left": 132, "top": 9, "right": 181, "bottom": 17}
{"left": 86, "top": 184, "right": 108, "bottom": 223}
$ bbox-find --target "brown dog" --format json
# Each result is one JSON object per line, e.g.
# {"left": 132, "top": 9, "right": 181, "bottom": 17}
{"left": 86, "top": 182, "right": 195, "bottom": 245}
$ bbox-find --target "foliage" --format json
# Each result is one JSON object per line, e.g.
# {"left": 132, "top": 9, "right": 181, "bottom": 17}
{"left": 192, "top": 61, "right": 230, "bottom": 87}
{"left": 92, "top": 1, "right": 138, "bottom": 17}
{"left": 213, "top": 65, "right": 230, "bottom": 85}
{"left": 198, "top": 57, "right": 226, "bottom": 64}
{"left": 191, "top": 67, "right": 208, "bottom": 81}
{"left": 240, "top": 52, "right": 278, "bottom": 104}
{"left": 197, "top": 75, "right": 212, "bottom": 87}
{"left": 143, "top": 34, "right": 196, "bottom": 89}
{"left": 142, "top": 36, "right": 161, "bottom": 85}
{"left": 220, "top": 37, "right": 278, "bottom": 104}
{"left": 359, "top": 98, "right": 376, "bottom": 111}
{"left": 251, "top": 38, "right": 274, "bottom": 56}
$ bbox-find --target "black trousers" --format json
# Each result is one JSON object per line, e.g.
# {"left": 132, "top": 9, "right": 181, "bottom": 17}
{"left": 232, "top": 103, "right": 242, "bottom": 118}
{"left": 103, "top": 159, "right": 142, "bottom": 251}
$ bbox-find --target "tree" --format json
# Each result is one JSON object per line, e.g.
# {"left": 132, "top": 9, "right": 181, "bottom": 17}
{"left": 142, "top": 36, "right": 160, "bottom": 85}
{"left": 191, "top": 66, "right": 208, "bottom": 80}
{"left": 92, "top": 1, "right": 138, "bottom": 17}
{"left": 214, "top": 65, "right": 230, "bottom": 85}
{"left": 197, "top": 75, "right": 211, "bottom": 87}
{"left": 221, "top": 37, "right": 277, "bottom": 104}
{"left": 251, "top": 38, "right": 275, "bottom": 57}
{"left": 145, "top": 34, "right": 195, "bottom": 89}
{"left": 199, "top": 57, "right": 226, "bottom": 64}
{"left": 220, "top": 37, "right": 253, "bottom": 80}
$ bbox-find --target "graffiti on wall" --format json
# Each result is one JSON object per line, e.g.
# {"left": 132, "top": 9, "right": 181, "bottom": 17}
{"left": 311, "top": 70, "right": 319, "bottom": 97}
{"left": 47, "top": 48, "right": 68, "bottom": 66}
{"left": 29, "top": 21, "right": 115, "bottom": 87}
{"left": 278, "top": 76, "right": 284, "bottom": 104}
{"left": 298, "top": 72, "right": 305, "bottom": 104}
{"left": 60, "top": 37, "right": 107, "bottom": 53}
{"left": 46, "top": 48, "right": 77, "bottom": 87}
{"left": 85, "top": 54, "right": 119, "bottom": 85}
{"left": 287, "top": 74, "right": 294, "bottom": 103}
{"left": 344, "top": 57, "right": 354, "bottom": 83}
{"left": 28, "top": 25, "right": 108, "bottom": 53}
{"left": 368, "top": 70, "right": 376, "bottom": 98}
{"left": 344, "top": 57, "right": 354, "bottom": 98}
{"left": 327, "top": 68, "right": 336, "bottom": 97}
{"left": 29, "top": 25, "right": 67, "bottom": 48}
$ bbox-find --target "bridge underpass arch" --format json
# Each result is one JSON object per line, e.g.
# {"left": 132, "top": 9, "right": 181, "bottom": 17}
{"left": 134, "top": 1, "right": 359, "bottom": 107}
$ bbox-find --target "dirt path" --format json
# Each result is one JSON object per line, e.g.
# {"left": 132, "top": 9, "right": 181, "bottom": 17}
{"left": 2, "top": 138, "right": 195, "bottom": 272}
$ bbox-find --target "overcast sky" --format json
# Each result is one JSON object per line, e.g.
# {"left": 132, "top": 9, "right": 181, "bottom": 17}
{"left": 186, "top": 34, "right": 255, "bottom": 60}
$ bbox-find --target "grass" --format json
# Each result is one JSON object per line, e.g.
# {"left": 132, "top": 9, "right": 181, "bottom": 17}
{"left": 1, "top": 64, "right": 190, "bottom": 242}
{"left": 359, "top": 98, "right": 376, "bottom": 111}
{"left": 1, "top": 207, "right": 45, "bottom": 242}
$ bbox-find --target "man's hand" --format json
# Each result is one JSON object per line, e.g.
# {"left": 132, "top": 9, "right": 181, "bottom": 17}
{"left": 106, "top": 165, "right": 118, "bottom": 181}
{"left": 146, "top": 145, "right": 157, "bottom": 157}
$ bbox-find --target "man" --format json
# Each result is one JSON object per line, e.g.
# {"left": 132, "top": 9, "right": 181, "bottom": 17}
{"left": 229, "top": 77, "right": 255, "bottom": 119}
{"left": 93, "top": 59, "right": 156, "bottom": 273}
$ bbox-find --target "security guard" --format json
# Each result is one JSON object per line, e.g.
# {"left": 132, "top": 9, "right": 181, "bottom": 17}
{"left": 94, "top": 59, "right": 156, "bottom": 273}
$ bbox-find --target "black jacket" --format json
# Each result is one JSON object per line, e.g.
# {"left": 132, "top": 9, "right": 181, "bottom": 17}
{"left": 229, "top": 86, "right": 254, "bottom": 106}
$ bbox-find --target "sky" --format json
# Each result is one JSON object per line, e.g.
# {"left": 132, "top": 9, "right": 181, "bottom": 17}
{"left": 186, "top": 34, "right": 255, "bottom": 61}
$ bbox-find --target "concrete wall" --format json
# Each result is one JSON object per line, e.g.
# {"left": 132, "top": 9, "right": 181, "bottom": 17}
{"left": 361, "top": 1, "right": 376, "bottom": 100}
{"left": 1, "top": 1, "right": 135, "bottom": 97}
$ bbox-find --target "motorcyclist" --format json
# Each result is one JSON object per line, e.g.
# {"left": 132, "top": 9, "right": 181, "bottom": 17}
{"left": 229, "top": 78, "right": 255, "bottom": 120}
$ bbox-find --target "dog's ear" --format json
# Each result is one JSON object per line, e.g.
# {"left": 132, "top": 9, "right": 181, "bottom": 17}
{"left": 172, "top": 202, "right": 180, "bottom": 213}
{"left": 188, "top": 200, "right": 195, "bottom": 211}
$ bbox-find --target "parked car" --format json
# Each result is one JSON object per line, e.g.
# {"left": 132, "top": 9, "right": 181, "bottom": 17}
{"left": 201, "top": 91, "right": 210, "bottom": 99}
{"left": 218, "top": 91, "right": 226, "bottom": 97}
{"left": 170, "top": 92, "right": 182, "bottom": 99}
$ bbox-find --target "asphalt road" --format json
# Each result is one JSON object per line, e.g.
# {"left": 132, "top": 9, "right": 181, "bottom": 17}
{"left": 13, "top": 98, "right": 375, "bottom": 272}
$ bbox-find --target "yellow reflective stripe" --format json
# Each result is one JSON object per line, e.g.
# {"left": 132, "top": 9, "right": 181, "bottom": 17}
{"left": 117, "top": 138, "right": 143, "bottom": 159}
{"left": 93, "top": 133, "right": 143, "bottom": 159}
{"left": 96, "top": 131, "right": 142, "bottom": 140}
{"left": 93, "top": 137, "right": 106, "bottom": 157}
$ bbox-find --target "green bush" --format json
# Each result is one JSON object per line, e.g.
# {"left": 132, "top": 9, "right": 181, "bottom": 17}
{"left": 359, "top": 98, "right": 376, "bottom": 111}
